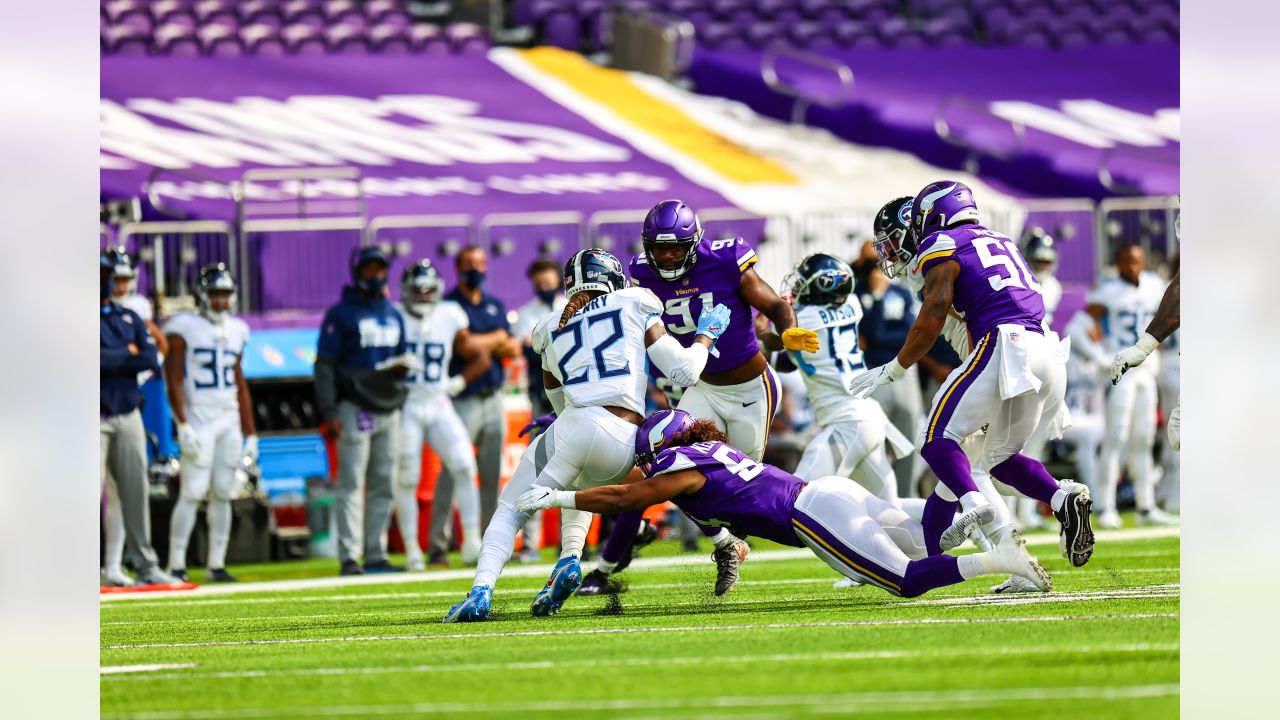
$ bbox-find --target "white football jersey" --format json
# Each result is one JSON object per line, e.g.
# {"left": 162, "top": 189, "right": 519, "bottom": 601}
{"left": 532, "top": 287, "right": 660, "bottom": 415}
{"left": 789, "top": 302, "right": 869, "bottom": 426}
{"left": 398, "top": 301, "right": 469, "bottom": 398}
{"left": 513, "top": 295, "right": 567, "bottom": 343}
{"left": 163, "top": 312, "right": 250, "bottom": 411}
{"left": 1088, "top": 271, "right": 1165, "bottom": 375}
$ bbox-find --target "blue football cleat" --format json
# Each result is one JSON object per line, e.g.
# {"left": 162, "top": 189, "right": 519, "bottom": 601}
{"left": 442, "top": 585, "right": 493, "bottom": 623}
{"left": 530, "top": 556, "right": 582, "bottom": 617}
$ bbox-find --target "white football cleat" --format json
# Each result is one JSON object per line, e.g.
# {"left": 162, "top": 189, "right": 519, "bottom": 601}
{"left": 1096, "top": 510, "right": 1123, "bottom": 529}
{"left": 990, "top": 574, "right": 1046, "bottom": 594}
{"left": 991, "top": 530, "right": 1052, "bottom": 592}
{"left": 405, "top": 555, "right": 426, "bottom": 572}
{"left": 940, "top": 504, "right": 996, "bottom": 552}
{"left": 1136, "top": 507, "right": 1179, "bottom": 526}
{"left": 102, "top": 569, "right": 136, "bottom": 587}
{"left": 833, "top": 576, "right": 863, "bottom": 589}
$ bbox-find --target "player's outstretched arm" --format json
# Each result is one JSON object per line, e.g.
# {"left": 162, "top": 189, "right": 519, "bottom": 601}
{"left": 516, "top": 470, "right": 704, "bottom": 514}
{"left": 1111, "top": 270, "right": 1179, "bottom": 384}
{"left": 644, "top": 308, "right": 723, "bottom": 387}
{"left": 896, "top": 261, "right": 959, "bottom": 369}
{"left": 739, "top": 268, "right": 814, "bottom": 352}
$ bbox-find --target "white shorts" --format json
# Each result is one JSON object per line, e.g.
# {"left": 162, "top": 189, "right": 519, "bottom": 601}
{"left": 397, "top": 391, "right": 477, "bottom": 492}
{"left": 794, "top": 404, "right": 903, "bottom": 503}
{"left": 922, "top": 325, "right": 1068, "bottom": 468}
{"left": 181, "top": 405, "right": 242, "bottom": 502}
{"left": 497, "top": 405, "right": 637, "bottom": 509}
{"left": 676, "top": 365, "right": 781, "bottom": 462}
{"left": 791, "top": 477, "right": 927, "bottom": 595}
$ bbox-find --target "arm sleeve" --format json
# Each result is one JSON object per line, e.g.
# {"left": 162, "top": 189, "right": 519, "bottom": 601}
{"left": 316, "top": 308, "right": 343, "bottom": 360}
{"left": 647, "top": 333, "right": 709, "bottom": 388}
{"left": 314, "top": 357, "right": 341, "bottom": 421}
{"left": 940, "top": 314, "right": 971, "bottom": 358}
{"left": 100, "top": 346, "right": 133, "bottom": 370}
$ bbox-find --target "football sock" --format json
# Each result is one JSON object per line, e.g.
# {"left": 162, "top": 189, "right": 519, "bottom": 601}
{"left": 920, "top": 439, "right": 981, "bottom": 498}
{"left": 709, "top": 528, "right": 736, "bottom": 549}
{"left": 168, "top": 496, "right": 199, "bottom": 572}
{"left": 989, "top": 453, "right": 1059, "bottom": 506}
{"left": 473, "top": 505, "right": 524, "bottom": 589}
{"left": 207, "top": 500, "right": 232, "bottom": 570}
{"left": 900, "top": 555, "right": 965, "bottom": 598}
{"left": 957, "top": 551, "right": 1002, "bottom": 579}
{"left": 559, "top": 508, "right": 592, "bottom": 559}
{"left": 600, "top": 509, "right": 644, "bottom": 565}
{"left": 921, "top": 492, "right": 958, "bottom": 556}
{"left": 393, "top": 484, "right": 422, "bottom": 559}
{"left": 595, "top": 559, "right": 618, "bottom": 576}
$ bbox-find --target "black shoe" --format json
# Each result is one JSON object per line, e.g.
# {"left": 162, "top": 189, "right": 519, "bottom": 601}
{"left": 712, "top": 539, "right": 750, "bottom": 597}
{"left": 576, "top": 569, "right": 625, "bottom": 596}
{"left": 340, "top": 560, "right": 364, "bottom": 576}
{"left": 169, "top": 568, "right": 190, "bottom": 583}
{"left": 1054, "top": 489, "right": 1095, "bottom": 568}
{"left": 206, "top": 568, "right": 238, "bottom": 583}
{"left": 634, "top": 519, "right": 659, "bottom": 550}
{"left": 364, "top": 560, "right": 406, "bottom": 574}
{"left": 427, "top": 549, "right": 451, "bottom": 569}
{"left": 682, "top": 538, "right": 700, "bottom": 553}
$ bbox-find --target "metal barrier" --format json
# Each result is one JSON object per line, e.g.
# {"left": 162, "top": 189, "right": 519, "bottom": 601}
{"left": 118, "top": 220, "right": 236, "bottom": 300}
{"left": 1097, "top": 196, "right": 1180, "bottom": 268}
{"left": 761, "top": 44, "right": 854, "bottom": 125}
{"left": 934, "top": 96, "right": 1026, "bottom": 176}
{"left": 611, "top": 9, "right": 696, "bottom": 81}
{"left": 1018, "top": 199, "right": 1098, "bottom": 285}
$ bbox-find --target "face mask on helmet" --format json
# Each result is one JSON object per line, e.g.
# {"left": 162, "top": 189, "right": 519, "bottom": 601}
{"left": 564, "top": 249, "right": 625, "bottom": 298}
{"left": 642, "top": 200, "right": 703, "bottom": 281}
{"left": 204, "top": 290, "right": 234, "bottom": 321}
{"left": 873, "top": 197, "right": 917, "bottom": 279}
{"left": 633, "top": 409, "right": 695, "bottom": 476}
{"left": 793, "top": 255, "right": 854, "bottom": 306}
{"left": 404, "top": 284, "right": 440, "bottom": 316}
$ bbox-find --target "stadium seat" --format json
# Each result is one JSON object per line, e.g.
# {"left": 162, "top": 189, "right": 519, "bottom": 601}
{"left": 540, "top": 9, "right": 582, "bottom": 51}
{"left": 325, "top": 24, "right": 371, "bottom": 54}
{"left": 199, "top": 24, "right": 246, "bottom": 56}
{"left": 369, "top": 23, "right": 411, "bottom": 54}
{"left": 281, "top": 0, "right": 325, "bottom": 26}
{"left": 240, "top": 24, "right": 288, "bottom": 56}
{"left": 448, "top": 23, "right": 492, "bottom": 54}
{"left": 193, "top": 0, "right": 239, "bottom": 27}
{"left": 281, "top": 23, "right": 327, "bottom": 55}
{"left": 407, "top": 23, "right": 449, "bottom": 54}
{"left": 102, "top": 24, "right": 150, "bottom": 55}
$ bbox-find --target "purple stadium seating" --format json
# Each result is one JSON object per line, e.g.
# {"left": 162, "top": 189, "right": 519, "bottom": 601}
{"left": 281, "top": 23, "right": 326, "bottom": 55}
{"left": 199, "top": 24, "right": 245, "bottom": 57}
{"left": 325, "top": 23, "right": 370, "bottom": 54}
{"left": 541, "top": 9, "right": 581, "bottom": 51}
{"left": 407, "top": 23, "right": 449, "bottom": 54}
{"left": 447, "top": 23, "right": 491, "bottom": 54}
{"left": 102, "top": 24, "right": 149, "bottom": 55}
{"left": 240, "top": 24, "right": 288, "bottom": 56}
{"left": 369, "top": 23, "right": 411, "bottom": 53}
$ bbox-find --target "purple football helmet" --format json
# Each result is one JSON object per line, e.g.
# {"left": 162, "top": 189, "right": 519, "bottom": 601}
{"left": 635, "top": 409, "right": 696, "bottom": 475}
{"left": 910, "top": 181, "right": 981, "bottom": 242}
{"left": 642, "top": 199, "right": 704, "bottom": 281}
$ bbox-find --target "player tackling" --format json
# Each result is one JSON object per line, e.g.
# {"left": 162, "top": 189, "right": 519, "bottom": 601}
{"left": 442, "top": 249, "right": 731, "bottom": 622}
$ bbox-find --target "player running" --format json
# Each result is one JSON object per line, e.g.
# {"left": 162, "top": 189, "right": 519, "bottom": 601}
{"left": 1090, "top": 244, "right": 1179, "bottom": 526}
{"left": 164, "top": 264, "right": 257, "bottom": 583}
{"left": 393, "top": 260, "right": 490, "bottom": 571}
{"left": 781, "top": 253, "right": 917, "bottom": 510}
{"left": 443, "top": 249, "right": 732, "bottom": 622}
{"left": 852, "top": 181, "right": 1094, "bottom": 568}
{"left": 578, "top": 199, "right": 818, "bottom": 597}
{"left": 518, "top": 409, "right": 1048, "bottom": 597}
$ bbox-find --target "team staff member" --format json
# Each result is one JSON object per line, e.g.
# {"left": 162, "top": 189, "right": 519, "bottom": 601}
{"left": 316, "top": 246, "right": 415, "bottom": 576}
{"left": 100, "top": 250, "right": 175, "bottom": 586}
{"left": 437, "top": 245, "right": 522, "bottom": 564}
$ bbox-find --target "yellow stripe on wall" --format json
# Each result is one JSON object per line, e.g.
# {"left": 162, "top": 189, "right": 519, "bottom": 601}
{"left": 519, "top": 47, "right": 798, "bottom": 185}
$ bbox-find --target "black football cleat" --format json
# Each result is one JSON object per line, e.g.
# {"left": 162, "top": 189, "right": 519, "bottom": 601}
{"left": 206, "top": 567, "right": 238, "bottom": 583}
{"left": 576, "top": 569, "right": 625, "bottom": 596}
{"left": 712, "top": 539, "right": 750, "bottom": 597}
{"left": 1054, "top": 487, "right": 1095, "bottom": 567}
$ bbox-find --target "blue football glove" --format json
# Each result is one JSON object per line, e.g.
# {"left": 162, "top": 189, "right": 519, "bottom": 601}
{"left": 519, "top": 412, "right": 557, "bottom": 438}
{"left": 695, "top": 303, "right": 732, "bottom": 344}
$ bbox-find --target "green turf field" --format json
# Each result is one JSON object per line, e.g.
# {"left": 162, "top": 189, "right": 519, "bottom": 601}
{"left": 100, "top": 527, "right": 1179, "bottom": 719}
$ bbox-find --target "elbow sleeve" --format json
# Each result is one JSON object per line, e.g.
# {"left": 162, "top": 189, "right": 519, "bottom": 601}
{"left": 546, "top": 385, "right": 565, "bottom": 414}
{"left": 648, "top": 334, "right": 708, "bottom": 388}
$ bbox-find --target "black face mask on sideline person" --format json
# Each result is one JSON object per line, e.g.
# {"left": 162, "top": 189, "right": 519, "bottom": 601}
{"left": 459, "top": 269, "right": 486, "bottom": 289}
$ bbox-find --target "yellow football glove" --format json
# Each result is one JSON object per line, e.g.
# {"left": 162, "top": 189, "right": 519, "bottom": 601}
{"left": 781, "top": 327, "right": 820, "bottom": 353}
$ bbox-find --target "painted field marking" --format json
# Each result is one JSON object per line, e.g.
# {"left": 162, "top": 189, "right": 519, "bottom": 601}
{"left": 101, "top": 683, "right": 1179, "bottom": 719}
{"left": 102, "top": 612, "right": 1177, "bottom": 650}
{"left": 101, "top": 642, "right": 1179, "bottom": 683}
{"left": 100, "top": 526, "right": 1179, "bottom": 604}
{"left": 101, "top": 664, "right": 198, "bottom": 675}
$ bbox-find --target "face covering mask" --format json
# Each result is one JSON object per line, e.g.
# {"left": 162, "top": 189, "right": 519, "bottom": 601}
{"left": 537, "top": 288, "right": 558, "bottom": 305}
{"left": 460, "top": 269, "right": 486, "bottom": 289}
{"left": 356, "top": 276, "right": 387, "bottom": 297}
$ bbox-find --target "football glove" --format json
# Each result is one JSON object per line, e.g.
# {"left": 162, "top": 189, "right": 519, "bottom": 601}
{"left": 446, "top": 375, "right": 466, "bottom": 397}
{"left": 242, "top": 434, "right": 259, "bottom": 463}
{"left": 847, "top": 359, "right": 906, "bottom": 398}
{"left": 694, "top": 303, "right": 732, "bottom": 343}
{"left": 516, "top": 486, "right": 575, "bottom": 513}
{"left": 177, "top": 423, "right": 203, "bottom": 462}
{"left": 1111, "top": 332, "right": 1160, "bottom": 384}
{"left": 518, "top": 412, "right": 557, "bottom": 439}
{"left": 781, "top": 327, "right": 820, "bottom": 353}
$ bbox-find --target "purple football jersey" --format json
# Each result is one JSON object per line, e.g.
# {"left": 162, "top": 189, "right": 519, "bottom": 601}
{"left": 650, "top": 441, "right": 804, "bottom": 547}
{"left": 909, "top": 225, "right": 1046, "bottom": 341}
{"left": 631, "top": 237, "right": 761, "bottom": 376}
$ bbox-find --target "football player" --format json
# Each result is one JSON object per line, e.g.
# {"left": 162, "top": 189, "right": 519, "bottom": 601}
{"left": 852, "top": 181, "right": 1094, "bottom": 569}
{"left": 164, "top": 264, "right": 257, "bottom": 583}
{"left": 518, "top": 409, "right": 1049, "bottom": 597}
{"left": 1087, "top": 244, "right": 1177, "bottom": 527}
{"left": 443, "top": 249, "right": 732, "bottom": 622}
{"left": 577, "top": 199, "right": 819, "bottom": 596}
{"left": 1023, "top": 229, "right": 1062, "bottom": 327}
{"left": 782, "top": 253, "right": 918, "bottom": 512}
{"left": 393, "top": 260, "right": 490, "bottom": 571}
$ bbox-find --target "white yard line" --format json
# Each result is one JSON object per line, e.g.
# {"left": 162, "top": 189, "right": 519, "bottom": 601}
{"left": 893, "top": 584, "right": 1180, "bottom": 608}
{"left": 101, "top": 683, "right": 1179, "bottom": 719}
{"left": 102, "top": 642, "right": 1178, "bottom": 683}
{"left": 100, "top": 664, "right": 198, "bottom": 675}
{"left": 100, "top": 526, "right": 1178, "bottom": 603}
{"left": 102, "top": 612, "right": 1176, "bottom": 650}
